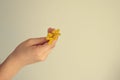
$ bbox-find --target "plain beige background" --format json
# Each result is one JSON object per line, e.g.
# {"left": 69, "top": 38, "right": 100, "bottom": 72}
{"left": 0, "top": 0, "right": 120, "bottom": 80}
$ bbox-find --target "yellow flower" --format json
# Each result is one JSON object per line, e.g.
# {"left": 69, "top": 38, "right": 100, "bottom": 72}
{"left": 46, "top": 29, "right": 61, "bottom": 44}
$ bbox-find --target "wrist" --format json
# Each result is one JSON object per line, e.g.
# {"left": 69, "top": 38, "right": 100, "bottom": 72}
{"left": 0, "top": 54, "right": 23, "bottom": 80}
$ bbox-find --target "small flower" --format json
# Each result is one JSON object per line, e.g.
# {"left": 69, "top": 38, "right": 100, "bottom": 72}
{"left": 46, "top": 29, "right": 61, "bottom": 44}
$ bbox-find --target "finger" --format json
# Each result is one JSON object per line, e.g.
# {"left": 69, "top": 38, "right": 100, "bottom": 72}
{"left": 39, "top": 49, "right": 52, "bottom": 61}
{"left": 40, "top": 40, "right": 58, "bottom": 60}
{"left": 51, "top": 39, "right": 58, "bottom": 46}
{"left": 28, "top": 37, "right": 48, "bottom": 46}
{"left": 48, "top": 27, "right": 55, "bottom": 33}
{"left": 39, "top": 39, "right": 57, "bottom": 51}
{"left": 37, "top": 39, "right": 58, "bottom": 60}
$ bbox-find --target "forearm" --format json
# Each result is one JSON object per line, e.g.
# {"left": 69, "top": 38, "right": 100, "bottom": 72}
{"left": 0, "top": 55, "right": 23, "bottom": 80}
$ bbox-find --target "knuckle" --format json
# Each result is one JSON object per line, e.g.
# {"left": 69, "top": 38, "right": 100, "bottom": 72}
{"left": 36, "top": 55, "right": 46, "bottom": 62}
{"left": 39, "top": 57, "right": 46, "bottom": 61}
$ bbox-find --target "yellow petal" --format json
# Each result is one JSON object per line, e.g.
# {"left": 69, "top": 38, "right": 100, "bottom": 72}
{"left": 48, "top": 33, "right": 53, "bottom": 37}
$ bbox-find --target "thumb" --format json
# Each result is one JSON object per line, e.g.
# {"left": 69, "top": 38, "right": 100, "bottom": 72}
{"left": 28, "top": 37, "right": 48, "bottom": 46}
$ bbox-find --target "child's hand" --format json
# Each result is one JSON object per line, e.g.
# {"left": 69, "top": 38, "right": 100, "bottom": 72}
{"left": 0, "top": 28, "right": 58, "bottom": 80}
{"left": 0, "top": 28, "right": 60, "bottom": 80}
{"left": 8, "top": 28, "right": 58, "bottom": 67}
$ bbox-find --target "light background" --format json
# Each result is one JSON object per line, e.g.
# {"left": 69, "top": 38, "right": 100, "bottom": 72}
{"left": 0, "top": 0, "right": 120, "bottom": 80}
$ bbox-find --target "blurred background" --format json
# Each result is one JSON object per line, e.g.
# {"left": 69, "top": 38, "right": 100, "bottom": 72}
{"left": 0, "top": 0, "right": 120, "bottom": 80}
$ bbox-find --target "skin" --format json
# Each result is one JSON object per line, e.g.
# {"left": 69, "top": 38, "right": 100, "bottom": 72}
{"left": 0, "top": 28, "right": 58, "bottom": 80}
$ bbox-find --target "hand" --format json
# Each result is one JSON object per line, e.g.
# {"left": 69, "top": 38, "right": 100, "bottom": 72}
{"left": 0, "top": 28, "right": 59, "bottom": 80}
{"left": 9, "top": 28, "right": 57, "bottom": 67}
